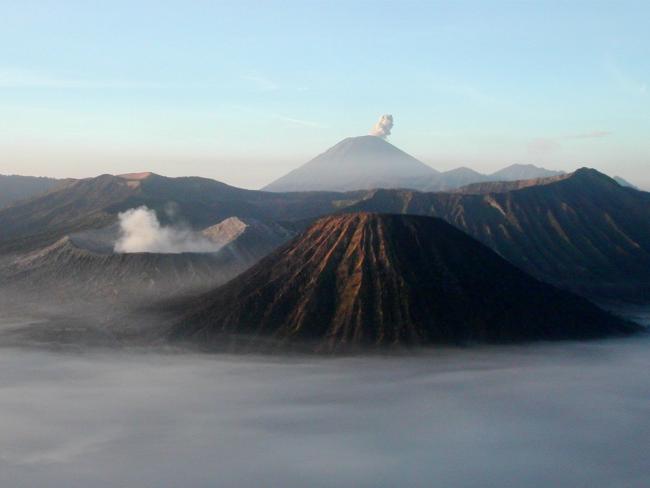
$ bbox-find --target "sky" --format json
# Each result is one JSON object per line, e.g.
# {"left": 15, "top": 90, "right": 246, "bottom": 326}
{"left": 0, "top": 0, "right": 648, "bottom": 189}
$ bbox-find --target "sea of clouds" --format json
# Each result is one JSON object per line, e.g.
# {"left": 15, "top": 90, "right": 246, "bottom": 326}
{"left": 0, "top": 332, "right": 649, "bottom": 487}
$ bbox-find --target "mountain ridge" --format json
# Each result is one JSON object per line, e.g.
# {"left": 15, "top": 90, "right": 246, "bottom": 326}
{"left": 263, "top": 136, "right": 565, "bottom": 193}
{"left": 0, "top": 216, "right": 294, "bottom": 307}
{"left": 1, "top": 167, "right": 648, "bottom": 302}
{"left": 0, "top": 174, "right": 68, "bottom": 209}
{"left": 0, "top": 172, "right": 349, "bottom": 254}
{"left": 343, "top": 168, "right": 650, "bottom": 300}
{"left": 489, "top": 163, "right": 564, "bottom": 182}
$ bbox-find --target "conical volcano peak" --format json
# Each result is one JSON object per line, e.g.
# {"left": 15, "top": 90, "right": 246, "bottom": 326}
{"left": 318, "top": 135, "right": 418, "bottom": 164}
{"left": 171, "top": 212, "right": 635, "bottom": 351}
{"left": 263, "top": 136, "right": 438, "bottom": 192}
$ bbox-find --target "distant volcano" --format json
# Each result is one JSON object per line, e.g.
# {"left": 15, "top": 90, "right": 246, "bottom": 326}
{"left": 263, "top": 135, "right": 439, "bottom": 192}
{"left": 171, "top": 213, "right": 635, "bottom": 351}
{"left": 262, "top": 136, "right": 567, "bottom": 193}
{"left": 489, "top": 163, "right": 564, "bottom": 182}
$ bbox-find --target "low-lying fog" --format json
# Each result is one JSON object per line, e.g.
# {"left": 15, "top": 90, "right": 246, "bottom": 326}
{"left": 1, "top": 313, "right": 649, "bottom": 488}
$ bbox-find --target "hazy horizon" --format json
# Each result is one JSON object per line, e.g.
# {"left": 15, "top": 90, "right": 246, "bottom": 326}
{"left": 1, "top": 141, "right": 647, "bottom": 192}
{"left": 2, "top": 137, "right": 647, "bottom": 191}
{"left": 1, "top": 1, "right": 649, "bottom": 189}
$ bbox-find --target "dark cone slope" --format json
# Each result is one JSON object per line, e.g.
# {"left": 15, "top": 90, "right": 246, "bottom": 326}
{"left": 171, "top": 213, "right": 636, "bottom": 351}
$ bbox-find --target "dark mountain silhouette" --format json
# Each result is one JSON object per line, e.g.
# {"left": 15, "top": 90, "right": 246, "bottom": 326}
{"left": 263, "top": 135, "right": 439, "bottom": 192}
{"left": 343, "top": 169, "right": 650, "bottom": 300}
{"left": 454, "top": 173, "right": 569, "bottom": 194}
{"left": 0, "top": 172, "right": 350, "bottom": 254}
{"left": 0, "top": 162, "right": 573, "bottom": 256}
{"left": 0, "top": 174, "right": 63, "bottom": 209}
{"left": 0, "top": 174, "right": 140, "bottom": 253}
{"left": 2, "top": 167, "right": 648, "bottom": 302}
{"left": 171, "top": 213, "right": 635, "bottom": 351}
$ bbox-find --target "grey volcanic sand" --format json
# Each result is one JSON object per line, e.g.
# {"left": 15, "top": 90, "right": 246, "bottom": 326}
{"left": 1, "top": 318, "right": 649, "bottom": 488}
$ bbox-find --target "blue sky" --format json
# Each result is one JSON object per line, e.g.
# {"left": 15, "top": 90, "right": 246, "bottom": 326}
{"left": 1, "top": 0, "right": 648, "bottom": 188}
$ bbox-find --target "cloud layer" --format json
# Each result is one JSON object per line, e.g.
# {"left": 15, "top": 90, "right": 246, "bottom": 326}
{"left": 0, "top": 330, "right": 649, "bottom": 487}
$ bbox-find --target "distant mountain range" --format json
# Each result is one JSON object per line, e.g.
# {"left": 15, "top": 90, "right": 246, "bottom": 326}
{"left": 344, "top": 169, "right": 650, "bottom": 300}
{"left": 0, "top": 167, "right": 648, "bottom": 302}
{"left": 422, "top": 163, "right": 565, "bottom": 192}
{"left": 0, "top": 172, "right": 344, "bottom": 254}
{"left": 0, "top": 174, "right": 62, "bottom": 209}
{"left": 170, "top": 213, "right": 635, "bottom": 351}
{"left": 1, "top": 131, "right": 648, "bottom": 351}
{"left": 263, "top": 135, "right": 565, "bottom": 192}
{"left": 452, "top": 173, "right": 568, "bottom": 194}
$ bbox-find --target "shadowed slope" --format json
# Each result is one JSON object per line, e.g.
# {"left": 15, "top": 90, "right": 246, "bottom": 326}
{"left": 2, "top": 167, "right": 648, "bottom": 302}
{"left": 345, "top": 169, "right": 650, "bottom": 299}
{"left": 0, "top": 216, "right": 296, "bottom": 306}
{"left": 453, "top": 173, "right": 569, "bottom": 194}
{"left": 0, "top": 172, "right": 351, "bottom": 254}
{"left": 203, "top": 217, "right": 296, "bottom": 264}
{"left": 0, "top": 237, "right": 240, "bottom": 305}
{"left": 171, "top": 213, "right": 635, "bottom": 351}
{"left": 0, "top": 174, "right": 63, "bottom": 209}
{"left": 0, "top": 175, "right": 137, "bottom": 253}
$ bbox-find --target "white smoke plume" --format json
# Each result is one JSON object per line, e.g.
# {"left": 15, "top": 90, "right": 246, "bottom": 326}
{"left": 369, "top": 114, "right": 394, "bottom": 138}
{"left": 114, "top": 206, "right": 221, "bottom": 254}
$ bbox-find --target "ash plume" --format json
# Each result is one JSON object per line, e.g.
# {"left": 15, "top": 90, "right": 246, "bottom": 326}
{"left": 369, "top": 114, "right": 394, "bottom": 138}
{"left": 114, "top": 206, "right": 221, "bottom": 254}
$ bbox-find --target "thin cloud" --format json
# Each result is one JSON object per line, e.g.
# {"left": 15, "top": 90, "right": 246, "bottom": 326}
{"left": 232, "top": 105, "right": 326, "bottom": 129}
{"left": 273, "top": 114, "right": 326, "bottom": 128}
{"left": 566, "top": 131, "right": 612, "bottom": 140}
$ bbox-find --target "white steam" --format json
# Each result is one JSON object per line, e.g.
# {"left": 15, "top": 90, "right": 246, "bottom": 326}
{"left": 369, "top": 114, "right": 394, "bottom": 138}
{"left": 114, "top": 206, "right": 221, "bottom": 254}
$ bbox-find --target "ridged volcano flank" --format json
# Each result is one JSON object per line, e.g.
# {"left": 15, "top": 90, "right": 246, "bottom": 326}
{"left": 172, "top": 213, "right": 635, "bottom": 351}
